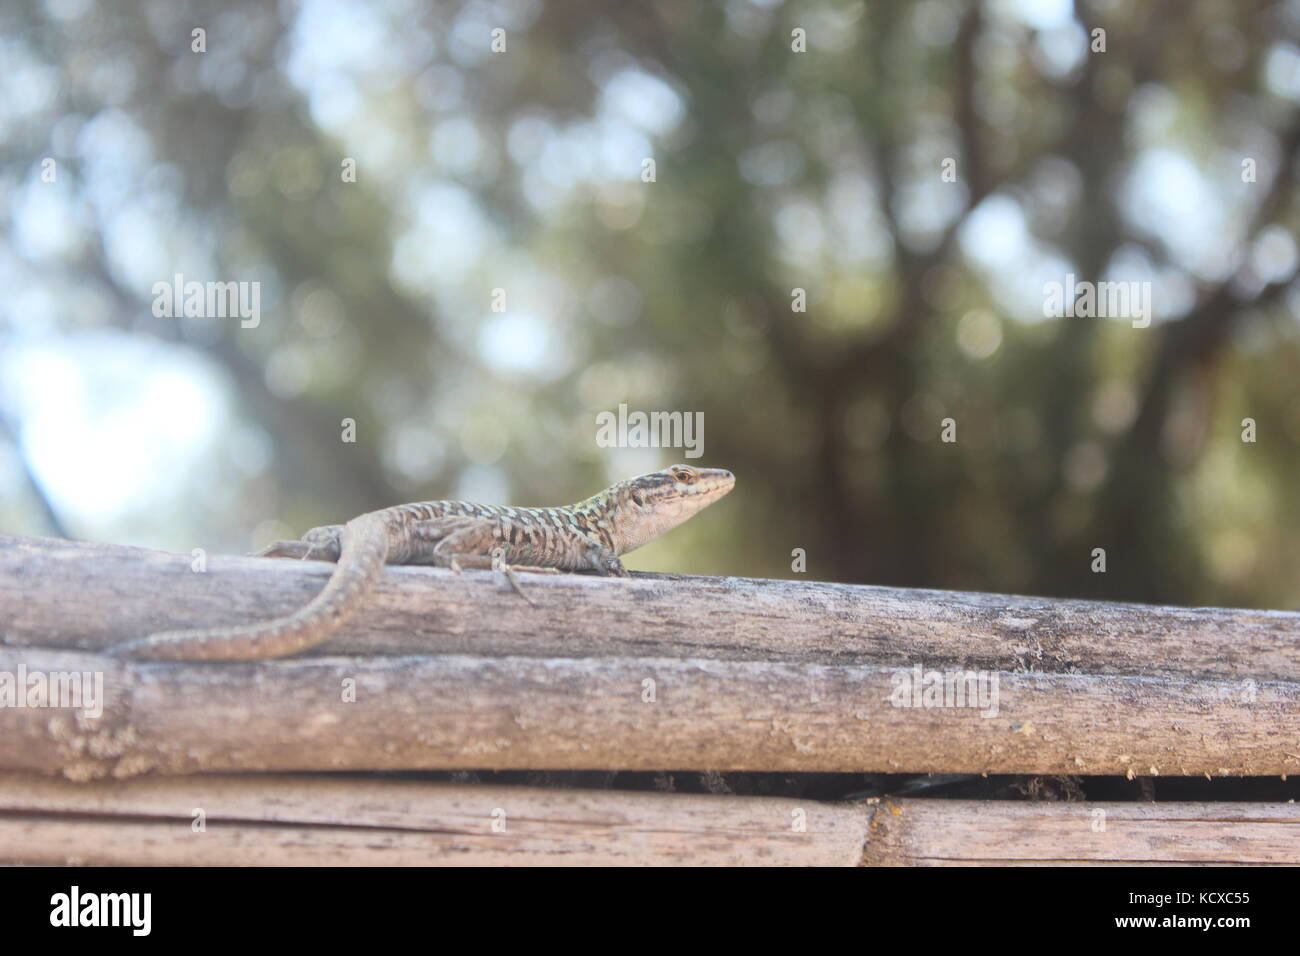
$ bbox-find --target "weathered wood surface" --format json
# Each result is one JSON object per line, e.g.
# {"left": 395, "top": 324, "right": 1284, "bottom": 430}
{"left": 0, "top": 773, "right": 1294, "bottom": 866}
{"left": 3, "top": 535, "right": 1298, "bottom": 681}
{"left": 0, "top": 773, "right": 865, "bottom": 866}
{"left": 2, "top": 535, "right": 1298, "bottom": 779}
{"left": 0, "top": 642, "right": 1295, "bottom": 779}
{"left": 863, "top": 798, "right": 1300, "bottom": 866}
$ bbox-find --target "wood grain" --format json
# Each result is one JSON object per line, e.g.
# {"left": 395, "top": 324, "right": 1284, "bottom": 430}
{"left": 2, "top": 535, "right": 1297, "bottom": 779}
{"left": 0, "top": 772, "right": 865, "bottom": 866}
{"left": 3, "top": 535, "right": 1298, "bottom": 680}
{"left": 0, "top": 644, "right": 1294, "bottom": 779}
{"left": 0, "top": 773, "right": 1294, "bottom": 865}
{"left": 864, "top": 798, "right": 1300, "bottom": 865}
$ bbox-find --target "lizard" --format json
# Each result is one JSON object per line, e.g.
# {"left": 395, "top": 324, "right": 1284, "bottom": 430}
{"left": 110, "top": 464, "right": 735, "bottom": 662}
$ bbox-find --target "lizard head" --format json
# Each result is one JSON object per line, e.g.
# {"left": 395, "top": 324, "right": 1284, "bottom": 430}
{"left": 607, "top": 464, "right": 735, "bottom": 555}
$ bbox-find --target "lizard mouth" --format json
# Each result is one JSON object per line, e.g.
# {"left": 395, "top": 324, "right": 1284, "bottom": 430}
{"left": 683, "top": 468, "right": 735, "bottom": 501}
{"left": 700, "top": 469, "right": 735, "bottom": 494}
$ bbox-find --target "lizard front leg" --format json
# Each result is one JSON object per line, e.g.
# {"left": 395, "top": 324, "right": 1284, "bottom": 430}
{"left": 581, "top": 540, "right": 629, "bottom": 577}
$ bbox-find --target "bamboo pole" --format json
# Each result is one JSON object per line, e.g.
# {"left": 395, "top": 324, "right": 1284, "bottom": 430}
{"left": 3, "top": 535, "right": 1297, "bottom": 679}
{"left": 0, "top": 773, "right": 1295, "bottom": 866}
{"left": 1, "top": 535, "right": 1296, "bottom": 779}
{"left": 0, "top": 645, "right": 1294, "bottom": 779}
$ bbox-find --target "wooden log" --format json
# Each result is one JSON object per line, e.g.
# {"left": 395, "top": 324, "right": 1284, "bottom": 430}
{"left": 0, "top": 772, "right": 866, "bottom": 866}
{"left": 0, "top": 644, "right": 1295, "bottom": 779}
{"left": 3, "top": 535, "right": 1298, "bottom": 681}
{"left": 3, "top": 534, "right": 1297, "bottom": 778}
{"left": 863, "top": 798, "right": 1300, "bottom": 866}
{"left": 0, "top": 773, "right": 1294, "bottom": 866}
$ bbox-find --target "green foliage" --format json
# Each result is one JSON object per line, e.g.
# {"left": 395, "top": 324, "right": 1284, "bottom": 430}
{"left": 2, "top": 0, "right": 1297, "bottom": 608}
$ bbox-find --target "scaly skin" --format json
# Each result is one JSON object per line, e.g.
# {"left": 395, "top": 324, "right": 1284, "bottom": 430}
{"left": 111, "top": 464, "right": 735, "bottom": 661}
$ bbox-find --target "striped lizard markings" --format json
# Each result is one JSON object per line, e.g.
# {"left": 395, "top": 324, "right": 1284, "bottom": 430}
{"left": 112, "top": 464, "right": 735, "bottom": 661}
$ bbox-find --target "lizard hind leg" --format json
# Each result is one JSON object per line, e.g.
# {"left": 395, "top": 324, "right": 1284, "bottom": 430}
{"left": 408, "top": 517, "right": 559, "bottom": 604}
{"left": 404, "top": 516, "right": 495, "bottom": 564}
{"left": 252, "top": 540, "right": 305, "bottom": 558}
{"left": 251, "top": 524, "right": 343, "bottom": 561}
{"left": 251, "top": 540, "right": 319, "bottom": 559}
{"left": 439, "top": 549, "right": 560, "bottom": 606}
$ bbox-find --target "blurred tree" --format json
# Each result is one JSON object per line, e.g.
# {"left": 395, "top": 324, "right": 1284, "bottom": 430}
{"left": 1, "top": 0, "right": 1298, "bottom": 609}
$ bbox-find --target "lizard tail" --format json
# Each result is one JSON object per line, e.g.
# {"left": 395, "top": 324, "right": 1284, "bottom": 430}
{"left": 113, "top": 513, "right": 392, "bottom": 662}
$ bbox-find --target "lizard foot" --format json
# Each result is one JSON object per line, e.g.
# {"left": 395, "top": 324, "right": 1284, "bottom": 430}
{"left": 251, "top": 540, "right": 315, "bottom": 559}
{"left": 489, "top": 547, "right": 566, "bottom": 606}
{"left": 443, "top": 550, "right": 562, "bottom": 605}
{"left": 252, "top": 525, "right": 343, "bottom": 561}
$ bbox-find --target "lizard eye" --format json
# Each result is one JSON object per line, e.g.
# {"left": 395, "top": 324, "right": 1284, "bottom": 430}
{"left": 672, "top": 468, "right": 694, "bottom": 483}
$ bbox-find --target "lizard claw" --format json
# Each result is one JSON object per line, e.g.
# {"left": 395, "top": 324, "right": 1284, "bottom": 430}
{"left": 489, "top": 548, "right": 536, "bottom": 605}
{"left": 501, "top": 567, "right": 536, "bottom": 605}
